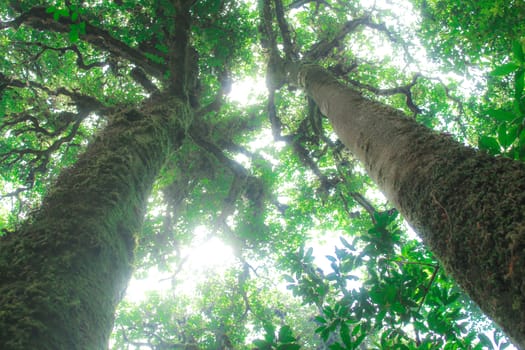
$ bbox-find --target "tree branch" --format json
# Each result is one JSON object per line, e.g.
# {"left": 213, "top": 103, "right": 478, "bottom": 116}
{"left": 305, "top": 16, "right": 371, "bottom": 61}
{"left": 3, "top": 6, "right": 166, "bottom": 78}
{"left": 348, "top": 74, "right": 423, "bottom": 116}
{"left": 274, "top": 0, "right": 298, "bottom": 60}
{"left": 288, "top": 0, "right": 330, "bottom": 10}
{"left": 12, "top": 41, "right": 106, "bottom": 70}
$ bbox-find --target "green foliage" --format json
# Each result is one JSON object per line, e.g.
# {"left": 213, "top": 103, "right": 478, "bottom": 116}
{"left": 412, "top": 0, "right": 525, "bottom": 69}
{"left": 46, "top": 4, "right": 86, "bottom": 42}
{"left": 478, "top": 41, "right": 525, "bottom": 160}
{"left": 252, "top": 324, "right": 301, "bottom": 349}
{"left": 0, "top": 0, "right": 521, "bottom": 349}
{"left": 282, "top": 215, "right": 496, "bottom": 349}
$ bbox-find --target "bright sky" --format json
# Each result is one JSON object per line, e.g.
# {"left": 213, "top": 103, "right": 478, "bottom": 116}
{"left": 228, "top": 77, "right": 267, "bottom": 104}
{"left": 125, "top": 225, "right": 236, "bottom": 301}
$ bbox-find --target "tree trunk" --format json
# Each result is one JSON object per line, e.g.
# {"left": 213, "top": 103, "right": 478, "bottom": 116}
{"left": 0, "top": 94, "right": 188, "bottom": 350}
{"left": 293, "top": 64, "right": 525, "bottom": 348}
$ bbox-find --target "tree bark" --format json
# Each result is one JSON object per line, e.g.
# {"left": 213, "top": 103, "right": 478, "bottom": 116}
{"left": 0, "top": 94, "right": 188, "bottom": 350}
{"left": 292, "top": 64, "right": 525, "bottom": 349}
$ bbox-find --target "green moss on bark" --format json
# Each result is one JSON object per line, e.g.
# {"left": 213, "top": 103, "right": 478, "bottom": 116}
{"left": 0, "top": 95, "right": 189, "bottom": 349}
{"left": 397, "top": 133, "right": 525, "bottom": 347}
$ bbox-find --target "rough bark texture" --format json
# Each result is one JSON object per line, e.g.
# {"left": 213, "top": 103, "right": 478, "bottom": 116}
{"left": 0, "top": 94, "right": 187, "bottom": 350}
{"left": 295, "top": 64, "right": 525, "bottom": 349}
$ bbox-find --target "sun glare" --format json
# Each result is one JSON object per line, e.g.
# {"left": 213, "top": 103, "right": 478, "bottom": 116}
{"left": 187, "top": 225, "right": 236, "bottom": 271}
{"left": 124, "top": 77, "right": 267, "bottom": 303}
{"left": 125, "top": 226, "right": 236, "bottom": 302}
{"left": 228, "top": 77, "right": 266, "bottom": 104}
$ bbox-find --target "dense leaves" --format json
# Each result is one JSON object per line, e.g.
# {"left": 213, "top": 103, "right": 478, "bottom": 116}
{"left": 478, "top": 42, "right": 525, "bottom": 160}
{"left": 0, "top": 0, "right": 522, "bottom": 348}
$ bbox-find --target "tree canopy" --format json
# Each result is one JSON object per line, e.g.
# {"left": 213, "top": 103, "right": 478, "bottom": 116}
{"left": 0, "top": 0, "right": 524, "bottom": 349}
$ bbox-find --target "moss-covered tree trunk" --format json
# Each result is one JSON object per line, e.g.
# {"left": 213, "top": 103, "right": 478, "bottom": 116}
{"left": 0, "top": 94, "right": 188, "bottom": 350}
{"left": 293, "top": 64, "right": 525, "bottom": 348}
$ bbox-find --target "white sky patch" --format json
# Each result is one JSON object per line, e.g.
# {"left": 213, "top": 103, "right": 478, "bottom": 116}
{"left": 186, "top": 225, "right": 237, "bottom": 271}
{"left": 248, "top": 128, "right": 286, "bottom": 151}
{"left": 124, "top": 267, "right": 172, "bottom": 303}
{"left": 228, "top": 77, "right": 266, "bottom": 104}
{"left": 308, "top": 231, "right": 363, "bottom": 291}
{"left": 125, "top": 225, "right": 236, "bottom": 302}
{"left": 233, "top": 151, "right": 252, "bottom": 168}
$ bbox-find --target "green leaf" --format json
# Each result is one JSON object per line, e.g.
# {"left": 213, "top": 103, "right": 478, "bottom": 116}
{"left": 253, "top": 339, "right": 272, "bottom": 349}
{"left": 339, "top": 236, "right": 354, "bottom": 250}
{"left": 326, "top": 255, "right": 337, "bottom": 262}
{"left": 390, "top": 302, "right": 406, "bottom": 314}
{"left": 369, "top": 289, "right": 385, "bottom": 304}
{"left": 264, "top": 324, "right": 276, "bottom": 342}
{"left": 385, "top": 285, "right": 397, "bottom": 303}
{"left": 340, "top": 322, "right": 352, "bottom": 347}
{"left": 351, "top": 324, "right": 361, "bottom": 336}
{"left": 478, "top": 136, "right": 500, "bottom": 154}
{"left": 336, "top": 303, "right": 348, "bottom": 317}
{"left": 305, "top": 247, "right": 313, "bottom": 259}
{"left": 315, "top": 325, "right": 326, "bottom": 334}
{"left": 497, "top": 123, "right": 508, "bottom": 148}
{"left": 515, "top": 69, "right": 524, "bottom": 102}
{"left": 345, "top": 274, "right": 359, "bottom": 281}
{"left": 58, "top": 8, "right": 70, "bottom": 18}
{"left": 491, "top": 63, "right": 519, "bottom": 76}
{"left": 316, "top": 284, "right": 328, "bottom": 296}
{"left": 485, "top": 109, "right": 516, "bottom": 122}
{"left": 320, "top": 327, "right": 331, "bottom": 342}
{"left": 500, "top": 341, "right": 512, "bottom": 349}
{"left": 447, "top": 292, "right": 461, "bottom": 304}
{"left": 323, "top": 306, "right": 334, "bottom": 318}
{"left": 354, "top": 331, "right": 366, "bottom": 348}
{"left": 414, "top": 321, "right": 428, "bottom": 332}
{"left": 509, "top": 126, "right": 519, "bottom": 148}
{"left": 340, "top": 260, "right": 353, "bottom": 273}
{"left": 326, "top": 272, "right": 338, "bottom": 281}
{"left": 69, "top": 25, "right": 79, "bottom": 42}
{"left": 155, "top": 43, "right": 169, "bottom": 53}
{"left": 79, "top": 22, "right": 86, "bottom": 35}
{"left": 283, "top": 274, "right": 295, "bottom": 283}
{"left": 477, "top": 333, "right": 494, "bottom": 350}
{"left": 144, "top": 52, "right": 166, "bottom": 64}
{"left": 278, "top": 325, "right": 296, "bottom": 343}
{"left": 335, "top": 247, "right": 347, "bottom": 260}
{"left": 373, "top": 211, "right": 389, "bottom": 227}
{"left": 277, "top": 344, "right": 301, "bottom": 350}
{"left": 519, "top": 128, "right": 525, "bottom": 146}
{"left": 314, "top": 316, "right": 327, "bottom": 324}
{"left": 513, "top": 40, "right": 525, "bottom": 63}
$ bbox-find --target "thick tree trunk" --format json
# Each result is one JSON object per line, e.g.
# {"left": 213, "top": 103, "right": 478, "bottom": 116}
{"left": 0, "top": 94, "right": 188, "bottom": 350}
{"left": 293, "top": 64, "right": 525, "bottom": 348}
